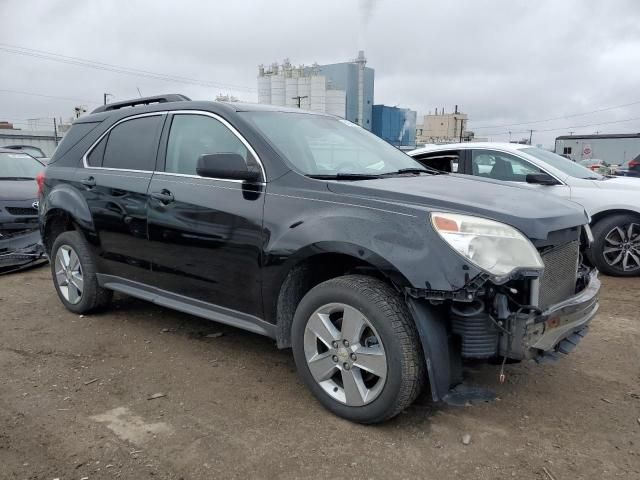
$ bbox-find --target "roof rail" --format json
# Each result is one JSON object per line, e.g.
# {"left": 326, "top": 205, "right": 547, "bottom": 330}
{"left": 91, "top": 94, "right": 191, "bottom": 114}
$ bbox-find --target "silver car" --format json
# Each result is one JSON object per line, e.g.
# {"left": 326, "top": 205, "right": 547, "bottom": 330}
{"left": 410, "top": 142, "right": 640, "bottom": 276}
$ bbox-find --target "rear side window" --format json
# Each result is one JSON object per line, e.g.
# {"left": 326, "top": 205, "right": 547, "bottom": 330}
{"left": 87, "top": 136, "right": 107, "bottom": 167}
{"left": 100, "top": 115, "right": 163, "bottom": 171}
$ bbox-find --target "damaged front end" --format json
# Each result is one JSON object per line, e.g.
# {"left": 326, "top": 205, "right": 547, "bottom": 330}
{"left": 0, "top": 219, "right": 46, "bottom": 274}
{"left": 407, "top": 214, "right": 600, "bottom": 403}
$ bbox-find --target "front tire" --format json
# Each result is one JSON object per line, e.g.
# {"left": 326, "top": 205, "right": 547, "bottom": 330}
{"left": 291, "top": 275, "right": 424, "bottom": 424}
{"left": 588, "top": 214, "right": 640, "bottom": 276}
{"left": 50, "top": 231, "right": 113, "bottom": 313}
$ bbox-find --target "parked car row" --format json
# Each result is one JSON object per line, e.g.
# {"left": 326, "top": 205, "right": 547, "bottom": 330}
{"left": 409, "top": 143, "right": 640, "bottom": 276}
{"left": 35, "top": 95, "right": 601, "bottom": 423}
{"left": 575, "top": 155, "right": 640, "bottom": 178}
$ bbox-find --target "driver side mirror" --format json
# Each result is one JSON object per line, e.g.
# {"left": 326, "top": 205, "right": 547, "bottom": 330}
{"left": 196, "top": 153, "right": 261, "bottom": 182}
{"left": 526, "top": 172, "right": 559, "bottom": 185}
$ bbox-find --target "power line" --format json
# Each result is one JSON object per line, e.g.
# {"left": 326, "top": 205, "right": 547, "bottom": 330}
{"left": 473, "top": 99, "right": 640, "bottom": 130}
{"left": 483, "top": 115, "right": 640, "bottom": 137}
{"left": 0, "top": 43, "right": 256, "bottom": 93}
{"left": 0, "top": 88, "right": 98, "bottom": 104}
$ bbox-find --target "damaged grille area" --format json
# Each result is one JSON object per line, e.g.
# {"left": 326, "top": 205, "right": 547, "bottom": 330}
{"left": 538, "top": 241, "right": 580, "bottom": 310}
{"left": 5, "top": 207, "right": 38, "bottom": 216}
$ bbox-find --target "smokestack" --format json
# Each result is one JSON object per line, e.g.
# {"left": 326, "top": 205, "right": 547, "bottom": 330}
{"left": 455, "top": 105, "right": 458, "bottom": 114}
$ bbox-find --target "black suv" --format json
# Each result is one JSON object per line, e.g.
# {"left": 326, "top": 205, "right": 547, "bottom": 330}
{"left": 40, "top": 95, "right": 600, "bottom": 423}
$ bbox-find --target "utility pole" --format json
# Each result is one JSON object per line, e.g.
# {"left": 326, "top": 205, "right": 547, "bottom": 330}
{"left": 292, "top": 95, "right": 308, "bottom": 108}
{"left": 459, "top": 118, "right": 465, "bottom": 142}
{"left": 53, "top": 117, "right": 59, "bottom": 146}
{"left": 103, "top": 93, "right": 113, "bottom": 105}
{"left": 529, "top": 129, "right": 533, "bottom": 145}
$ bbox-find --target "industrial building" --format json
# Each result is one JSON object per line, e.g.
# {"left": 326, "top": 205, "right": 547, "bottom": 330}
{"left": 555, "top": 133, "right": 640, "bottom": 164}
{"left": 0, "top": 121, "right": 61, "bottom": 156}
{"left": 257, "top": 51, "right": 374, "bottom": 130}
{"left": 416, "top": 107, "right": 471, "bottom": 145}
{"left": 371, "top": 105, "right": 417, "bottom": 148}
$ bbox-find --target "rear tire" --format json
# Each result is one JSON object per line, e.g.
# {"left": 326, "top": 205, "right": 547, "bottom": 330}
{"left": 588, "top": 214, "right": 640, "bottom": 277}
{"left": 291, "top": 275, "right": 424, "bottom": 424}
{"left": 50, "top": 231, "right": 113, "bottom": 313}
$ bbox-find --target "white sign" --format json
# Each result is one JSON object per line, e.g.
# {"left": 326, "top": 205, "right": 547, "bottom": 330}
{"left": 582, "top": 144, "right": 592, "bottom": 158}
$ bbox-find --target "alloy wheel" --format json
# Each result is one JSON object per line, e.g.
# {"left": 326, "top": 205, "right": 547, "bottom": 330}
{"left": 603, "top": 223, "right": 640, "bottom": 272}
{"left": 54, "top": 245, "right": 84, "bottom": 304}
{"left": 303, "top": 302, "right": 388, "bottom": 406}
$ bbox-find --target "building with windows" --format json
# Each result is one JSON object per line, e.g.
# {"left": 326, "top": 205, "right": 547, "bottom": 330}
{"left": 257, "top": 51, "right": 374, "bottom": 130}
{"left": 371, "top": 105, "right": 417, "bottom": 148}
{"left": 415, "top": 106, "right": 471, "bottom": 145}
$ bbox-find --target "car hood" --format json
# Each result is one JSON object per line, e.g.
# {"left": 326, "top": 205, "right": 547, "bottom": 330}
{"left": 0, "top": 179, "right": 37, "bottom": 201}
{"left": 594, "top": 176, "right": 640, "bottom": 190}
{"left": 326, "top": 174, "right": 588, "bottom": 241}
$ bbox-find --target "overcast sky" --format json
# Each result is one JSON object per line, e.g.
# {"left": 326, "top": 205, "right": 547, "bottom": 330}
{"left": 2, "top": 0, "right": 640, "bottom": 147}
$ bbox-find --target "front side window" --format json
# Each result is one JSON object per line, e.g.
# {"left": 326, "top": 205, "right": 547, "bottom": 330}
{"left": 472, "top": 150, "right": 542, "bottom": 182}
{"left": 101, "top": 115, "right": 163, "bottom": 171}
{"left": 165, "top": 114, "right": 253, "bottom": 176}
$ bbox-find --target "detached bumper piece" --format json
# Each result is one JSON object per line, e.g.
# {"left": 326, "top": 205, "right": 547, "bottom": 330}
{"left": 0, "top": 228, "right": 46, "bottom": 274}
{"left": 503, "top": 270, "right": 600, "bottom": 361}
{"left": 535, "top": 326, "right": 590, "bottom": 364}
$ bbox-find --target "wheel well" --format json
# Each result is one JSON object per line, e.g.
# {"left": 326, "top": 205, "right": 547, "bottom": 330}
{"left": 274, "top": 253, "right": 394, "bottom": 349}
{"left": 43, "top": 210, "right": 75, "bottom": 255}
{"left": 590, "top": 209, "right": 640, "bottom": 226}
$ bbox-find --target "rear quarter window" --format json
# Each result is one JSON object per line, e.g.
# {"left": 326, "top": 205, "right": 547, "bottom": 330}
{"left": 49, "top": 121, "right": 101, "bottom": 164}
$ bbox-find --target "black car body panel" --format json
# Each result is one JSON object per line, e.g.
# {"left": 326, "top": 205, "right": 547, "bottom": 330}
{"left": 39, "top": 97, "right": 600, "bottom": 405}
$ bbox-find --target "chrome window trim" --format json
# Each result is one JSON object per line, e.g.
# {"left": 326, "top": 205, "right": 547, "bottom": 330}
{"left": 82, "top": 111, "right": 167, "bottom": 173}
{"left": 165, "top": 110, "right": 267, "bottom": 182}
{"left": 81, "top": 109, "right": 267, "bottom": 183}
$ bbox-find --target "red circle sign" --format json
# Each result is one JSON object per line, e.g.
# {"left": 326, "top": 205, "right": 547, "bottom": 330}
{"left": 583, "top": 147, "right": 592, "bottom": 155}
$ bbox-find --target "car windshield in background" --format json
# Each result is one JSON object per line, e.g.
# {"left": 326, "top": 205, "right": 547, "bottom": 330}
{"left": 241, "top": 112, "right": 429, "bottom": 177}
{"left": 521, "top": 147, "right": 604, "bottom": 180}
{"left": 0, "top": 152, "right": 44, "bottom": 179}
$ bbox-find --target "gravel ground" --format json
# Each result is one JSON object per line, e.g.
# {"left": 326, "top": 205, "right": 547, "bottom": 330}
{"left": 0, "top": 264, "right": 638, "bottom": 479}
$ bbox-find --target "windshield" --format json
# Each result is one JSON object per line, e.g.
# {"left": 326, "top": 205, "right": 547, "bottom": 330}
{"left": 0, "top": 152, "right": 44, "bottom": 179}
{"left": 521, "top": 147, "right": 604, "bottom": 179}
{"left": 241, "top": 112, "right": 426, "bottom": 176}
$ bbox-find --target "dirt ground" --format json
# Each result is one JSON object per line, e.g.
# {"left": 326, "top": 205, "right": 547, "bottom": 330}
{"left": 0, "top": 264, "right": 638, "bottom": 480}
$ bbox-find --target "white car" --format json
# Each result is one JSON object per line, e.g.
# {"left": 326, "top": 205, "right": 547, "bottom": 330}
{"left": 409, "top": 142, "right": 640, "bottom": 276}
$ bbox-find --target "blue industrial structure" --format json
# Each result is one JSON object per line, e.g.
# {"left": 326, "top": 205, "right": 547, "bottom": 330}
{"left": 303, "top": 51, "right": 374, "bottom": 130}
{"left": 371, "top": 105, "right": 417, "bottom": 148}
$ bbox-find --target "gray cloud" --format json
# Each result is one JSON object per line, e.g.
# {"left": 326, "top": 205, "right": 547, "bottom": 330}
{"left": 1, "top": 0, "right": 639, "bottom": 146}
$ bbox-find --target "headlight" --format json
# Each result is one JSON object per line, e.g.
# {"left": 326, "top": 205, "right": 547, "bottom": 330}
{"left": 431, "top": 212, "right": 543, "bottom": 278}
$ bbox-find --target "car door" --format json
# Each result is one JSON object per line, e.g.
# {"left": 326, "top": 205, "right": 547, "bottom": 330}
{"left": 469, "top": 149, "right": 571, "bottom": 199}
{"left": 146, "top": 111, "right": 266, "bottom": 319}
{"left": 80, "top": 113, "right": 164, "bottom": 284}
{"left": 412, "top": 149, "right": 463, "bottom": 173}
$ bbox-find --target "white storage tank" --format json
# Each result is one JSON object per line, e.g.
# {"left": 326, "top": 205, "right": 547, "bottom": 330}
{"left": 297, "top": 76, "right": 311, "bottom": 110}
{"left": 310, "top": 75, "right": 327, "bottom": 113}
{"left": 257, "top": 75, "right": 271, "bottom": 104}
{"left": 270, "top": 74, "right": 285, "bottom": 106}
{"left": 285, "top": 77, "right": 299, "bottom": 108}
{"left": 326, "top": 89, "right": 346, "bottom": 118}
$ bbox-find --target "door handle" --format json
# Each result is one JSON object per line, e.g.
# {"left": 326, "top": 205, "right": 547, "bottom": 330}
{"left": 81, "top": 176, "right": 96, "bottom": 188}
{"left": 150, "top": 189, "right": 174, "bottom": 204}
